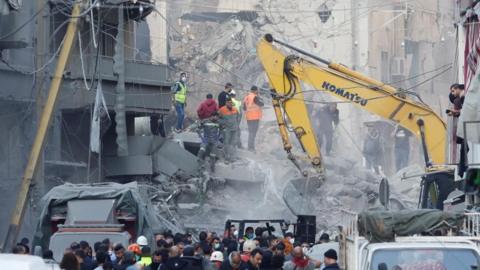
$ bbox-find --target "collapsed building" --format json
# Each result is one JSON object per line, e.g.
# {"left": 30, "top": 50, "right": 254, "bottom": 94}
{"left": 0, "top": 0, "right": 460, "bottom": 245}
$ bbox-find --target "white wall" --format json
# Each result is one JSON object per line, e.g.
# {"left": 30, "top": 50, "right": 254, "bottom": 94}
{"left": 147, "top": 0, "right": 168, "bottom": 64}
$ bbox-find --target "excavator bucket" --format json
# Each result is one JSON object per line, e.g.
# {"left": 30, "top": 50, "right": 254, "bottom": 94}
{"left": 283, "top": 174, "right": 323, "bottom": 216}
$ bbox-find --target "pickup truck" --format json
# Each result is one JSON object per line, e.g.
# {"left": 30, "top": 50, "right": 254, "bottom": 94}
{"left": 339, "top": 210, "right": 480, "bottom": 270}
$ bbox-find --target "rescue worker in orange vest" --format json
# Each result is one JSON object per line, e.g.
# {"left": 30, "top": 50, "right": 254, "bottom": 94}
{"left": 219, "top": 98, "right": 239, "bottom": 163}
{"left": 242, "top": 86, "right": 264, "bottom": 151}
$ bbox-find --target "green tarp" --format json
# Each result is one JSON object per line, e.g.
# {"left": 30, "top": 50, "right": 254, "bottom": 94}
{"left": 358, "top": 209, "right": 465, "bottom": 243}
{"left": 32, "top": 182, "right": 181, "bottom": 249}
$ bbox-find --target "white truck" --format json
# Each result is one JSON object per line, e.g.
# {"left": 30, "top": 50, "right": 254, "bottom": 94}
{"left": 339, "top": 210, "right": 480, "bottom": 270}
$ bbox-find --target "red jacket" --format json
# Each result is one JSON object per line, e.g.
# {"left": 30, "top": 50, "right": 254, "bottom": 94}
{"left": 197, "top": 99, "right": 218, "bottom": 119}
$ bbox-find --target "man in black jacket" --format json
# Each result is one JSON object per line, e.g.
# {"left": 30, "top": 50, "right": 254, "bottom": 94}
{"left": 218, "top": 83, "right": 233, "bottom": 108}
{"left": 322, "top": 249, "right": 339, "bottom": 270}
{"left": 220, "top": 251, "right": 245, "bottom": 270}
{"left": 241, "top": 249, "right": 263, "bottom": 270}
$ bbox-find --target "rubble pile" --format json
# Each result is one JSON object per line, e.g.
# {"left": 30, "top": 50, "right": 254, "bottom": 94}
{"left": 163, "top": 0, "right": 425, "bottom": 233}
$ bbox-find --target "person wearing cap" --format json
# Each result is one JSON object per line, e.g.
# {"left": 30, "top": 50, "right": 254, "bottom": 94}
{"left": 219, "top": 83, "right": 233, "bottom": 108}
{"left": 323, "top": 249, "right": 339, "bottom": 270}
{"left": 229, "top": 90, "right": 243, "bottom": 149}
{"left": 241, "top": 240, "right": 257, "bottom": 263}
{"left": 219, "top": 98, "right": 239, "bottom": 163}
{"left": 211, "top": 251, "right": 224, "bottom": 269}
{"left": 172, "top": 72, "right": 189, "bottom": 132}
{"left": 242, "top": 86, "right": 264, "bottom": 151}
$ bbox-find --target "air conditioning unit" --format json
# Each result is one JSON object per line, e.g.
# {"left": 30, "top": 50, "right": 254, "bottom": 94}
{"left": 391, "top": 57, "right": 405, "bottom": 76}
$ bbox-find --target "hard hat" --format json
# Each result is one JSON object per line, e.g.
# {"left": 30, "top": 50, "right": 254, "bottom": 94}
{"left": 243, "top": 240, "right": 256, "bottom": 253}
{"left": 210, "top": 251, "right": 224, "bottom": 262}
{"left": 230, "top": 90, "right": 236, "bottom": 95}
{"left": 137, "top": 235, "right": 148, "bottom": 246}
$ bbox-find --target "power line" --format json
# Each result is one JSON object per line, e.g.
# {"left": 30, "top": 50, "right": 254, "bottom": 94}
{"left": 173, "top": 0, "right": 418, "bottom": 13}
{"left": 51, "top": 0, "right": 100, "bottom": 19}
{"left": 0, "top": 35, "right": 66, "bottom": 75}
{"left": 0, "top": 2, "right": 47, "bottom": 40}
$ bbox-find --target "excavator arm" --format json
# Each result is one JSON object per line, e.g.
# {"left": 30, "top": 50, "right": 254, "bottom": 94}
{"left": 257, "top": 34, "right": 446, "bottom": 173}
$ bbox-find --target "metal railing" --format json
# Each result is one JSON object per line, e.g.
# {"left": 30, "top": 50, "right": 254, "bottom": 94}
{"left": 341, "top": 209, "right": 358, "bottom": 237}
{"left": 463, "top": 212, "right": 480, "bottom": 236}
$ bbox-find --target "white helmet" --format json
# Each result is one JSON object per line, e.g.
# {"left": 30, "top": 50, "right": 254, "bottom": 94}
{"left": 243, "top": 240, "right": 256, "bottom": 253}
{"left": 230, "top": 90, "right": 236, "bottom": 96}
{"left": 210, "top": 251, "right": 224, "bottom": 262}
{"left": 136, "top": 235, "right": 148, "bottom": 246}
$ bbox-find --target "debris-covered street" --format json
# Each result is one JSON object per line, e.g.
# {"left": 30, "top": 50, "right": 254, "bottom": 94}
{"left": 1, "top": 0, "right": 480, "bottom": 269}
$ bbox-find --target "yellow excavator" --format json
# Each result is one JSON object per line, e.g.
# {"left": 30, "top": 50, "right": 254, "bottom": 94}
{"left": 257, "top": 34, "right": 454, "bottom": 210}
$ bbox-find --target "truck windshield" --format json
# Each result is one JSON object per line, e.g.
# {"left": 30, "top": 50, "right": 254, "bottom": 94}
{"left": 370, "top": 248, "right": 480, "bottom": 270}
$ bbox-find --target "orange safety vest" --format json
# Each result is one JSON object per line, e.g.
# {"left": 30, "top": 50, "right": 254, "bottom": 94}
{"left": 219, "top": 105, "right": 239, "bottom": 116}
{"left": 243, "top": 93, "right": 262, "bottom": 120}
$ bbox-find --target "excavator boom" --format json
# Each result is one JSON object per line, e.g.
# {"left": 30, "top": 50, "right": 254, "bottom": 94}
{"left": 257, "top": 34, "right": 446, "bottom": 171}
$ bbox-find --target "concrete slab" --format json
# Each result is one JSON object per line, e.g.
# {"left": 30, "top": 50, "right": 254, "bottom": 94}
{"left": 154, "top": 155, "right": 180, "bottom": 176}
{"left": 213, "top": 162, "right": 260, "bottom": 182}
{"left": 128, "top": 136, "right": 166, "bottom": 155}
{"left": 173, "top": 131, "right": 202, "bottom": 144}
{"left": 104, "top": 155, "right": 152, "bottom": 176}
{"left": 173, "top": 131, "right": 202, "bottom": 156}
{"left": 153, "top": 140, "right": 200, "bottom": 177}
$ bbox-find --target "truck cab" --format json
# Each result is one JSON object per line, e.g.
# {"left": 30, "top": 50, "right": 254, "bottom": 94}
{"left": 362, "top": 238, "right": 480, "bottom": 270}
{"left": 340, "top": 210, "right": 480, "bottom": 270}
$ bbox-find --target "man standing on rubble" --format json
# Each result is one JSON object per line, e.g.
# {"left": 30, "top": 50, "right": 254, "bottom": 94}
{"left": 219, "top": 99, "right": 240, "bottom": 163}
{"left": 392, "top": 125, "right": 411, "bottom": 171}
{"left": 315, "top": 103, "right": 339, "bottom": 155}
{"left": 196, "top": 112, "right": 220, "bottom": 171}
{"left": 243, "top": 86, "right": 264, "bottom": 152}
{"left": 219, "top": 83, "right": 233, "bottom": 108}
{"left": 229, "top": 90, "right": 243, "bottom": 149}
{"left": 363, "top": 125, "right": 382, "bottom": 174}
{"left": 172, "top": 72, "right": 188, "bottom": 132}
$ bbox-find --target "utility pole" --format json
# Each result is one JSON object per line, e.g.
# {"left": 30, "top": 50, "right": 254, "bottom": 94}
{"left": 34, "top": 0, "right": 47, "bottom": 207}
{"left": 1, "top": 2, "right": 82, "bottom": 252}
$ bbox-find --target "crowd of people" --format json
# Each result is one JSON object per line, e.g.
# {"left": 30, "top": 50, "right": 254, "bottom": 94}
{"left": 12, "top": 229, "right": 339, "bottom": 270}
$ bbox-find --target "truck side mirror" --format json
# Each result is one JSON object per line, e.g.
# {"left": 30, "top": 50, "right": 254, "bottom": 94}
{"left": 379, "top": 178, "right": 390, "bottom": 210}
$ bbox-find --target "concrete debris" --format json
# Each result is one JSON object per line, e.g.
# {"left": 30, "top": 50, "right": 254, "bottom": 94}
{"left": 146, "top": 0, "right": 428, "bottom": 233}
{"left": 104, "top": 155, "right": 153, "bottom": 177}
{"left": 153, "top": 140, "right": 200, "bottom": 177}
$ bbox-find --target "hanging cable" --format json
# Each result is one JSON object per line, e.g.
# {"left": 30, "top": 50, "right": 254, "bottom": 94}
{"left": 0, "top": 3, "right": 47, "bottom": 40}
{"left": 78, "top": 32, "right": 91, "bottom": 90}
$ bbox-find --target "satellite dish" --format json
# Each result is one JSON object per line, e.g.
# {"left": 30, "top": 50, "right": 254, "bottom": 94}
{"left": 379, "top": 178, "right": 390, "bottom": 209}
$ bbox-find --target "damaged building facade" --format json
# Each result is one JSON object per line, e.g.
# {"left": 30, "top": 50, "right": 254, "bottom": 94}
{"left": 0, "top": 0, "right": 177, "bottom": 241}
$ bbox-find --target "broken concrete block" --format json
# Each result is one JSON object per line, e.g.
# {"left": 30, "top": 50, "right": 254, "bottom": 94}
{"left": 104, "top": 155, "right": 152, "bottom": 177}
{"left": 153, "top": 140, "right": 200, "bottom": 177}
